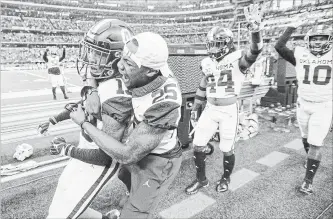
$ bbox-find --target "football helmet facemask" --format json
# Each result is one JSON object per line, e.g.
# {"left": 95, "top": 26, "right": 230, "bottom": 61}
{"left": 206, "top": 27, "right": 235, "bottom": 60}
{"left": 305, "top": 24, "right": 333, "bottom": 57}
{"left": 77, "top": 19, "right": 134, "bottom": 81}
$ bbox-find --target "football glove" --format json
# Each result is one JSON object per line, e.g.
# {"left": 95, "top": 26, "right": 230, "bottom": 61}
{"left": 37, "top": 121, "right": 50, "bottom": 135}
{"left": 244, "top": 3, "right": 266, "bottom": 32}
{"left": 50, "top": 136, "right": 73, "bottom": 156}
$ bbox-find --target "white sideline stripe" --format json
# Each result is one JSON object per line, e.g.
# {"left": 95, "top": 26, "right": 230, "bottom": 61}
{"left": 1, "top": 98, "right": 80, "bottom": 112}
{"left": 1, "top": 109, "right": 66, "bottom": 123}
{"left": 1, "top": 98, "right": 79, "bottom": 111}
{"left": 229, "top": 168, "right": 260, "bottom": 191}
{"left": 21, "top": 70, "right": 79, "bottom": 87}
{"left": 159, "top": 192, "right": 216, "bottom": 219}
{"left": 1, "top": 125, "right": 80, "bottom": 143}
{"left": 1, "top": 161, "right": 68, "bottom": 183}
{"left": 284, "top": 139, "right": 303, "bottom": 150}
{"left": 256, "top": 151, "right": 290, "bottom": 167}
{"left": 1, "top": 87, "right": 81, "bottom": 100}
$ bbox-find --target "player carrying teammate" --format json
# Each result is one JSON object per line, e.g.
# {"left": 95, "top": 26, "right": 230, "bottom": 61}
{"left": 185, "top": 3, "right": 265, "bottom": 195}
{"left": 275, "top": 13, "right": 332, "bottom": 195}
{"left": 39, "top": 19, "right": 134, "bottom": 219}
{"left": 69, "top": 32, "right": 183, "bottom": 218}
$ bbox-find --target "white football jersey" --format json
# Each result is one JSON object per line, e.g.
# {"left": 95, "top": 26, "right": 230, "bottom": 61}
{"left": 132, "top": 76, "right": 182, "bottom": 154}
{"left": 294, "top": 46, "right": 332, "bottom": 102}
{"left": 47, "top": 55, "right": 61, "bottom": 69}
{"left": 201, "top": 50, "right": 246, "bottom": 99}
{"left": 97, "top": 78, "right": 132, "bottom": 134}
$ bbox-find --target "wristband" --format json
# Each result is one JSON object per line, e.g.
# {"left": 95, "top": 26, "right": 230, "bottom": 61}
{"left": 80, "top": 120, "right": 89, "bottom": 129}
{"left": 64, "top": 144, "right": 74, "bottom": 156}
{"left": 49, "top": 117, "right": 57, "bottom": 125}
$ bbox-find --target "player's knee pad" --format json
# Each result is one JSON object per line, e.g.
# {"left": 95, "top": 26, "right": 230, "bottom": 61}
{"left": 222, "top": 149, "right": 234, "bottom": 157}
{"left": 194, "top": 145, "right": 208, "bottom": 152}
{"left": 308, "top": 144, "right": 322, "bottom": 160}
{"left": 219, "top": 137, "right": 235, "bottom": 153}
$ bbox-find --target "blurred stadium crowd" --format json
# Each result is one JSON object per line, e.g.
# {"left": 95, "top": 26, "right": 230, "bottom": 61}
{"left": 1, "top": 0, "right": 332, "bottom": 65}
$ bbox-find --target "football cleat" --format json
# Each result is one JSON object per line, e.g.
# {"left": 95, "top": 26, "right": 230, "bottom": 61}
{"left": 216, "top": 177, "right": 230, "bottom": 193}
{"left": 185, "top": 179, "right": 209, "bottom": 195}
{"left": 303, "top": 159, "right": 307, "bottom": 169}
{"left": 298, "top": 181, "right": 313, "bottom": 195}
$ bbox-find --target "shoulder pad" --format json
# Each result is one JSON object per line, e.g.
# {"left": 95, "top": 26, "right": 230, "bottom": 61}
{"left": 225, "top": 50, "right": 243, "bottom": 63}
{"left": 201, "top": 57, "right": 215, "bottom": 76}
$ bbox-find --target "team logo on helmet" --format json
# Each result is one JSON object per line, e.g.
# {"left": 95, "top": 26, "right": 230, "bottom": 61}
{"left": 77, "top": 19, "right": 134, "bottom": 81}
{"left": 304, "top": 24, "right": 333, "bottom": 57}
{"left": 206, "top": 26, "right": 235, "bottom": 60}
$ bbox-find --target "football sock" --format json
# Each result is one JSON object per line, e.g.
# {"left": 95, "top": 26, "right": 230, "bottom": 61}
{"left": 304, "top": 158, "right": 320, "bottom": 184}
{"left": 52, "top": 87, "right": 57, "bottom": 99}
{"left": 222, "top": 154, "right": 235, "bottom": 179}
{"left": 194, "top": 151, "right": 207, "bottom": 182}
{"left": 302, "top": 138, "right": 310, "bottom": 154}
{"left": 60, "top": 86, "right": 68, "bottom": 98}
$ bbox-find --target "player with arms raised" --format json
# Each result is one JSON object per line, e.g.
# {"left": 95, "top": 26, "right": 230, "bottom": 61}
{"left": 275, "top": 14, "right": 332, "bottom": 195}
{"left": 185, "top": 3, "right": 265, "bottom": 195}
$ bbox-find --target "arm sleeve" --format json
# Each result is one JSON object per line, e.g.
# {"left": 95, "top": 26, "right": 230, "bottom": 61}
{"left": 43, "top": 51, "right": 48, "bottom": 62}
{"left": 193, "top": 77, "right": 207, "bottom": 111}
{"left": 143, "top": 101, "right": 181, "bottom": 130}
{"left": 274, "top": 27, "right": 296, "bottom": 66}
{"left": 59, "top": 48, "right": 66, "bottom": 62}
{"left": 239, "top": 31, "right": 263, "bottom": 73}
{"left": 102, "top": 96, "right": 133, "bottom": 124}
{"left": 49, "top": 109, "right": 70, "bottom": 125}
{"left": 69, "top": 147, "right": 113, "bottom": 166}
{"left": 49, "top": 100, "right": 82, "bottom": 124}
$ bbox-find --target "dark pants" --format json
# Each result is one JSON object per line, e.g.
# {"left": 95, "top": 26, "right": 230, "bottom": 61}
{"left": 120, "top": 154, "right": 182, "bottom": 219}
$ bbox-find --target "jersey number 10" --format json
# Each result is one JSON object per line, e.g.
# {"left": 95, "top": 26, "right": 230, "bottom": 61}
{"left": 303, "top": 65, "right": 332, "bottom": 85}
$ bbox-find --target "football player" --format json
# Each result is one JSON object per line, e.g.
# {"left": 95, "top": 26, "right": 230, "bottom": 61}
{"left": 69, "top": 32, "right": 182, "bottom": 219}
{"left": 39, "top": 19, "right": 134, "bottom": 219}
{"left": 43, "top": 46, "right": 68, "bottom": 100}
{"left": 185, "top": 3, "right": 265, "bottom": 195}
{"left": 275, "top": 14, "right": 332, "bottom": 195}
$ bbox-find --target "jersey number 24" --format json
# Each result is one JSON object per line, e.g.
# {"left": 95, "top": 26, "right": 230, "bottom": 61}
{"left": 207, "top": 70, "right": 235, "bottom": 93}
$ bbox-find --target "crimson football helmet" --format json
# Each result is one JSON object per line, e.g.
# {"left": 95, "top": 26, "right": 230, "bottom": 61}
{"left": 206, "top": 26, "right": 235, "bottom": 60}
{"left": 77, "top": 19, "right": 134, "bottom": 81}
{"left": 304, "top": 24, "right": 333, "bottom": 56}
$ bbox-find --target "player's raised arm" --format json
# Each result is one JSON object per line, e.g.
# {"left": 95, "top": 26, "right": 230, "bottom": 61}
{"left": 43, "top": 48, "right": 48, "bottom": 62}
{"left": 239, "top": 3, "right": 265, "bottom": 72}
{"left": 59, "top": 46, "right": 66, "bottom": 62}
{"left": 274, "top": 12, "right": 311, "bottom": 66}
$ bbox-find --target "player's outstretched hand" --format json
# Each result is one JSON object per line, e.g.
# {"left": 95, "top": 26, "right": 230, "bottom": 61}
{"left": 289, "top": 12, "right": 311, "bottom": 29}
{"left": 50, "top": 136, "right": 70, "bottom": 155}
{"left": 244, "top": 3, "right": 267, "bottom": 32}
{"left": 37, "top": 121, "right": 50, "bottom": 135}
